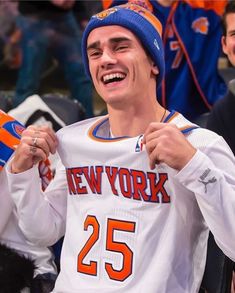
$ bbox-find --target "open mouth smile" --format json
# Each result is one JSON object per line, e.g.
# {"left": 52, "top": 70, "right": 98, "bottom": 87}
{"left": 102, "top": 73, "right": 126, "bottom": 85}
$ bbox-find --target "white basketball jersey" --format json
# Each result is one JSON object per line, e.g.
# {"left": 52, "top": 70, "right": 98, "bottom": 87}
{"left": 54, "top": 112, "right": 218, "bottom": 293}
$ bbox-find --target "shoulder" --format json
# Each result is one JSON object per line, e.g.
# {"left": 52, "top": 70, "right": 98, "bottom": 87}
{"left": 170, "top": 112, "right": 223, "bottom": 149}
{"left": 187, "top": 127, "right": 221, "bottom": 144}
{"left": 208, "top": 92, "right": 234, "bottom": 123}
{"left": 212, "top": 91, "right": 234, "bottom": 111}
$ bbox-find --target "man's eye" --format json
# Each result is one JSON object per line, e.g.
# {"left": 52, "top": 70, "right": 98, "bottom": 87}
{"left": 116, "top": 46, "right": 128, "bottom": 51}
{"left": 89, "top": 51, "right": 101, "bottom": 58}
{"left": 228, "top": 31, "right": 235, "bottom": 37}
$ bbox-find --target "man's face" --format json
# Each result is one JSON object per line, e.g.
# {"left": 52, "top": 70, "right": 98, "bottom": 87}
{"left": 87, "top": 25, "right": 158, "bottom": 107}
{"left": 222, "top": 13, "right": 235, "bottom": 66}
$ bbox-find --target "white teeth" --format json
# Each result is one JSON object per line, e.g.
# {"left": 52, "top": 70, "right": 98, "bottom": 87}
{"left": 103, "top": 73, "right": 126, "bottom": 82}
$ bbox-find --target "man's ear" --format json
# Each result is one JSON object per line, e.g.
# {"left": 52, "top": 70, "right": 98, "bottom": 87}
{"left": 221, "top": 35, "right": 228, "bottom": 55}
{"left": 152, "top": 63, "right": 159, "bottom": 76}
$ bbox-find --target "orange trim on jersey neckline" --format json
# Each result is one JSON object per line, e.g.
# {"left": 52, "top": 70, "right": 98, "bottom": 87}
{"left": 178, "top": 125, "right": 195, "bottom": 132}
{"left": 164, "top": 111, "right": 197, "bottom": 132}
{"left": 88, "top": 111, "right": 196, "bottom": 142}
{"left": 165, "top": 111, "right": 179, "bottom": 123}
{"left": 88, "top": 116, "right": 129, "bottom": 142}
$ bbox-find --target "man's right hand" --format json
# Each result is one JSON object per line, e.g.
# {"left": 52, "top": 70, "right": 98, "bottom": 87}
{"left": 11, "top": 125, "right": 58, "bottom": 174}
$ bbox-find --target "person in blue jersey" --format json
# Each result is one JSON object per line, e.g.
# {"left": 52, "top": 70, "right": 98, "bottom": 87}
{"left": 4, "top": 3, "right": 235, "bottom": 292}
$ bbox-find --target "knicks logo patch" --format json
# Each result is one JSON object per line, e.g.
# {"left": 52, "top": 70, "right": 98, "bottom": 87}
{"left": 12, "top": 122, "right": 25, "bottom": 138}
{"left": 94, "top": 7, "right": 117, "bottom": 20}
{"left": 192, "top": 17, "right": 209, "bottom": 35}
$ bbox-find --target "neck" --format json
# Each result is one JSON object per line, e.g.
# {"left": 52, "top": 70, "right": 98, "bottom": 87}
{"left": 107, "top": 100, "right": 168, "bottom": 137}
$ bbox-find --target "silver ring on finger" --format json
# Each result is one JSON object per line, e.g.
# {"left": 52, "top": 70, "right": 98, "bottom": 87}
{"left": 33, "top": 137, "right": 38, "bottom": 147}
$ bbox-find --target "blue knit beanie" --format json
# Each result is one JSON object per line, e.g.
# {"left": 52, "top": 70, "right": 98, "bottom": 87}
{"left": 81, "top": 3, "right": 165, "bottom": 88}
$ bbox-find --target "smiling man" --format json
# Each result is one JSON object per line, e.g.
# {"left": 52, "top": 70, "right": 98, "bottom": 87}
{"left": 5, "top": 3, "right": 235, "bottom": 293}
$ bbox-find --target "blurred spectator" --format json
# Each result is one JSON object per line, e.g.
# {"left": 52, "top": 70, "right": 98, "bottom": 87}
{"left": 14, "top": 0, "right": 94, "bottom": 117}
{"left": 82, "top": 0, "right": 103, "bottom": 17}
{"left": 0, "top": 1, "right": 18, "bottom": 43}
{"left": 207, "top": 0, "right": 235, "bottom": 155}
{"left": 206, "top": 2, "right": 235, "bottom": 291}
{"left": 103, "top": 0, "right": 228, "bottom": 120}
{"left": 0, "top": 1, "right": 21, "bottom": 69}
{"left": 74, "top": 0, "right": 103, "bottom": 30}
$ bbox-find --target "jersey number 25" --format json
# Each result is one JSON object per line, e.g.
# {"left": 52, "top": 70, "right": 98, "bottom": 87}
{"left": 77, "top": 215, "right": 136, "bottom": 282}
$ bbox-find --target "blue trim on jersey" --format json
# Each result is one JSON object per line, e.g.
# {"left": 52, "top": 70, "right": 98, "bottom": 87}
{"left": 92, "top": 117, "right": 129, "bottom": 140}
{"left": 91, "top": 111, "right": 198, "bottom": 141}
{"left": 181, "top": 126, "right": 199, "bottom": 134}
{"left": 92, "top": 118, "right": 108, "bottom": 137}
{"left": 163, "top": 110, "right": 176, "bottom": 122}
{"left": 163, "top": 110, "right": 199, "bottom": 134}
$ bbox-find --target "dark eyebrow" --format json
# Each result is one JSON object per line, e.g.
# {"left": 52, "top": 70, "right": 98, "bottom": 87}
{"left": 228, "top": 29, "right": 235, "bottom": 35}
{"left": 87, "top": 37, "right": 132, "bottom": 51}
{"left": 87, "top": 41, "right": 100, "bottom": 51}
{"left": 109, "top": 37, "right": 132, "bottom": 44}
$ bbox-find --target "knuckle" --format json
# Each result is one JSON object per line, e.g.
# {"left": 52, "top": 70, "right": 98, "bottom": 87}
{"left": 27, "top": 125, "right": 35, "bottom": 130}
{"left": 149, "top": 122, "right": 156, "bottom": 130}
{"left": 43, "top": 124, "right": 52, "bottom": 132}
{"left": 22, "top": 128, "right": 30, "bottom": 136}
{"left": 20, "top": 136, "right": 28, "bottom": 144}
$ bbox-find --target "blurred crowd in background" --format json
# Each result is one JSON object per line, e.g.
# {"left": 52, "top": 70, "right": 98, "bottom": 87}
{"left": 0, "top": 0, "right": 234, "bottom": 119}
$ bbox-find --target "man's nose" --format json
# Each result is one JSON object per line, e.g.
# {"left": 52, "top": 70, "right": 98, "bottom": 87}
{"left": 100, "top": 50, "right": 117, "bottom": 68}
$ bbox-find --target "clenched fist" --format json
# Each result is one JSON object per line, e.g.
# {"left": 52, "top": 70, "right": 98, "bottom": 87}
{"left": 11, "top": 125, "right": 58, "bottom": 174}
{"left": 143, "top": 122, "right": 196, "bottom": 171}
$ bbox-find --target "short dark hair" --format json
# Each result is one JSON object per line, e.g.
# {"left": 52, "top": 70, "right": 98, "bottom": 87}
{"left": 222, "top": 1, "right": 235, "bottom": 36}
